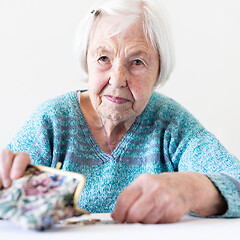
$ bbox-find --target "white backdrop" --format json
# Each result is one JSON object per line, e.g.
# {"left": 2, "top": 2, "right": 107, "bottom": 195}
{"left": 0, "top": 0, "right": 240, "bottom": 158}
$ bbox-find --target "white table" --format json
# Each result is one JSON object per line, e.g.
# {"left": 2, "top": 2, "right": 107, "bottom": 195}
{"left": 1, "top": 213, "right": 239, "bottom": 240}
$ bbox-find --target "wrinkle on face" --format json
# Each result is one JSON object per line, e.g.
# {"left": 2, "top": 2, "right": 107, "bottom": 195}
{"left": 87, "top": 15, "right": 159, "bottom": 126}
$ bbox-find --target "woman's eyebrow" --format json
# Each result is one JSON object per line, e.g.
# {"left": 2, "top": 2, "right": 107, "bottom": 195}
{"left": 96, "top": 46, "right": 110, "bottom": 53}
{"left": 89, "top": 46, "right": 112, "bottom": 58}
{"left": 127, "top": 50, "right": 149, "bottom": 59}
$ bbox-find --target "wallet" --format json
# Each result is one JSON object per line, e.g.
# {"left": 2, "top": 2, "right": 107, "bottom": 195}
{"left": 0, "top": 163, "right": 89, "bottom": 231}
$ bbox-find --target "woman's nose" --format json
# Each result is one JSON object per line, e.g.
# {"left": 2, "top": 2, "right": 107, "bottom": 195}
{"left": 108, "top": 61, "right": 128, "bottom": 88}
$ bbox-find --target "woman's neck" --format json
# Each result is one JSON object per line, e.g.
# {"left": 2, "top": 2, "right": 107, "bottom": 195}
{"left": 79, "top": 91, "right": 135, "bottom": 153}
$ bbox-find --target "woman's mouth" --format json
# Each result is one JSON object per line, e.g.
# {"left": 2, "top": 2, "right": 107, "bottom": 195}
{"left": 104, "top": 95, "right": 129, "bottom": 104}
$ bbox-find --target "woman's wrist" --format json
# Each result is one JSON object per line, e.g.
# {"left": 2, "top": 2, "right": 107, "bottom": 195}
{"left": 186, "top": 172, "right": 228, "bottom": 216}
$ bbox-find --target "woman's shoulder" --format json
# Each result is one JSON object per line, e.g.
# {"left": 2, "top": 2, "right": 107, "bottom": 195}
{"left": 145, "top": 91, "right": 187, "bottom": 121}
{"left": 35, "top": 91, "right": 80, "bottom": 116}
{"left": 141, "top": 91, "right": 204, "bottom": 135}
{"left": 151, "top": 91, "right": 181, "bottom": 108}
{"left": 26, "top": 91, "right": 82, "bottom": 126}
{"left": 39, "top": 91, "right": 78, "bottom": 109}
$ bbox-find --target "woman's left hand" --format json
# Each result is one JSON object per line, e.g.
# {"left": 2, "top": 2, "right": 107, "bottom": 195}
{"left": 111, "top": 172, "right": 227, "bottom": 224}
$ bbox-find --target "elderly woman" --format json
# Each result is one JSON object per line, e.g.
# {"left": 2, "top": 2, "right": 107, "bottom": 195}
{"left": 1, "top": 0, "right": 240, "bottom": 224}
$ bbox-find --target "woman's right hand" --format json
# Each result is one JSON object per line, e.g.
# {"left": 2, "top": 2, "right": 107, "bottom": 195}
{"left": 0, "top": 149, "right": 31, "bottom": 188}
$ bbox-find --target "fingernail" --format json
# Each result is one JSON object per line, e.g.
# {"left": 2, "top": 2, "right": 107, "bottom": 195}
{"left": 3, "top": 179, "right": 11, "bottom": 188}
{"left": 10, "top": 170, "right": 18, "bottom": 179}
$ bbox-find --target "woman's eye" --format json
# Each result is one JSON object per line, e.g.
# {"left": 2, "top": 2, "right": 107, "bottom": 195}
{"left": 133, "top": 59, "right": 143, "bottom": 66}
{"left": 99, "top": 56, "right": 109, "bottom": 63}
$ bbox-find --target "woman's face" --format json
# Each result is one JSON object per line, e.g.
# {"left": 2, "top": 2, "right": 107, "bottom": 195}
{"left": 87, "top": 15, "right": 160, "bottom": 123}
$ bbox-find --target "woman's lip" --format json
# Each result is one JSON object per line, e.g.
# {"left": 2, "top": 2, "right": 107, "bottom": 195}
{"left": 104, "top": 95, "right": 129, "bottom": 104}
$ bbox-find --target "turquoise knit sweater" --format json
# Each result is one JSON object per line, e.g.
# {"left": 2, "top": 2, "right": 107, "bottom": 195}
{"left": 8, "top": 91, "right": 240, "bottom": 217}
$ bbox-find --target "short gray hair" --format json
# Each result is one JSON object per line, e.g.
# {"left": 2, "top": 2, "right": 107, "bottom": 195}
{"left": 74, "top": 0, "right": 175, "bottom": 86}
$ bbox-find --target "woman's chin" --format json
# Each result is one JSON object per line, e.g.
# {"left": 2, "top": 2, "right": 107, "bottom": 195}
{"left": 98, "top": 108, "right": 136, "bottom": 123}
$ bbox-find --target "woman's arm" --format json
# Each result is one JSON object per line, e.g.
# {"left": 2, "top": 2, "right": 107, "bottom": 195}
{"left": 112, "top": 94, "right": 239, "bottom": 223}
{"left": 111, "top": 171, "right": 227, "bottom": 223}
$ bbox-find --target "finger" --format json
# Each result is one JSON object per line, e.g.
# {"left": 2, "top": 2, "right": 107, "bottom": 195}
{"left": 124, "top": 193, "right": 155, "bottom": 223}
{"left": 10, "top": 152, "right": 31, "bottom": 179}
{"left": 112, "top": 184, "right": 142, "bottom": 223}
{"left": 142, "top": 194, "right": 185, "bottom": 224}
{"left": 0, "top": 149, "right": 15, "bottom": 188}
{"left": 141, "top": 194, "right": 170, "bottom": 224}
{"left": 155, "top": 203, "right": 183, "bottom": 224}
{"left": 159, "top": 200, "right": 189, "bottom": 223}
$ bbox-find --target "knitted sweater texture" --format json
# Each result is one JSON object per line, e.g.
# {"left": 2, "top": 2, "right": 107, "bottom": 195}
{"left": 8, "top": 91, "right": 240, "bottom": 216}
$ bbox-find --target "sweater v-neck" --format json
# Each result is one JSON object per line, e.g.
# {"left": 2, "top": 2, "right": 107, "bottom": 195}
{"left": 70, "top": 91, "right": 142, "bottom": 163}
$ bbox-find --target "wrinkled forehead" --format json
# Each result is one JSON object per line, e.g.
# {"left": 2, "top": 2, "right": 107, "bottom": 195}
{"left": 88, "top": 14, "right": 150, "bottom": 48}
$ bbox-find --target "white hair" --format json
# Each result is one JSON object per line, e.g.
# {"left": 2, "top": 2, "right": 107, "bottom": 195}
{"left": 74, "top": 0, "right": 175, "bottom": 86}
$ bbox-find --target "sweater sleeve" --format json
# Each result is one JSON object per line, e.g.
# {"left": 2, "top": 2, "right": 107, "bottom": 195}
{"left": 179, "top": 131, "right": 240, "bottom": 217}
{"left": 7, "top": 99, "right": 54, "bottom": 167}
{"left": 164, "top": 104, "right": 240, "bottom": 218}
